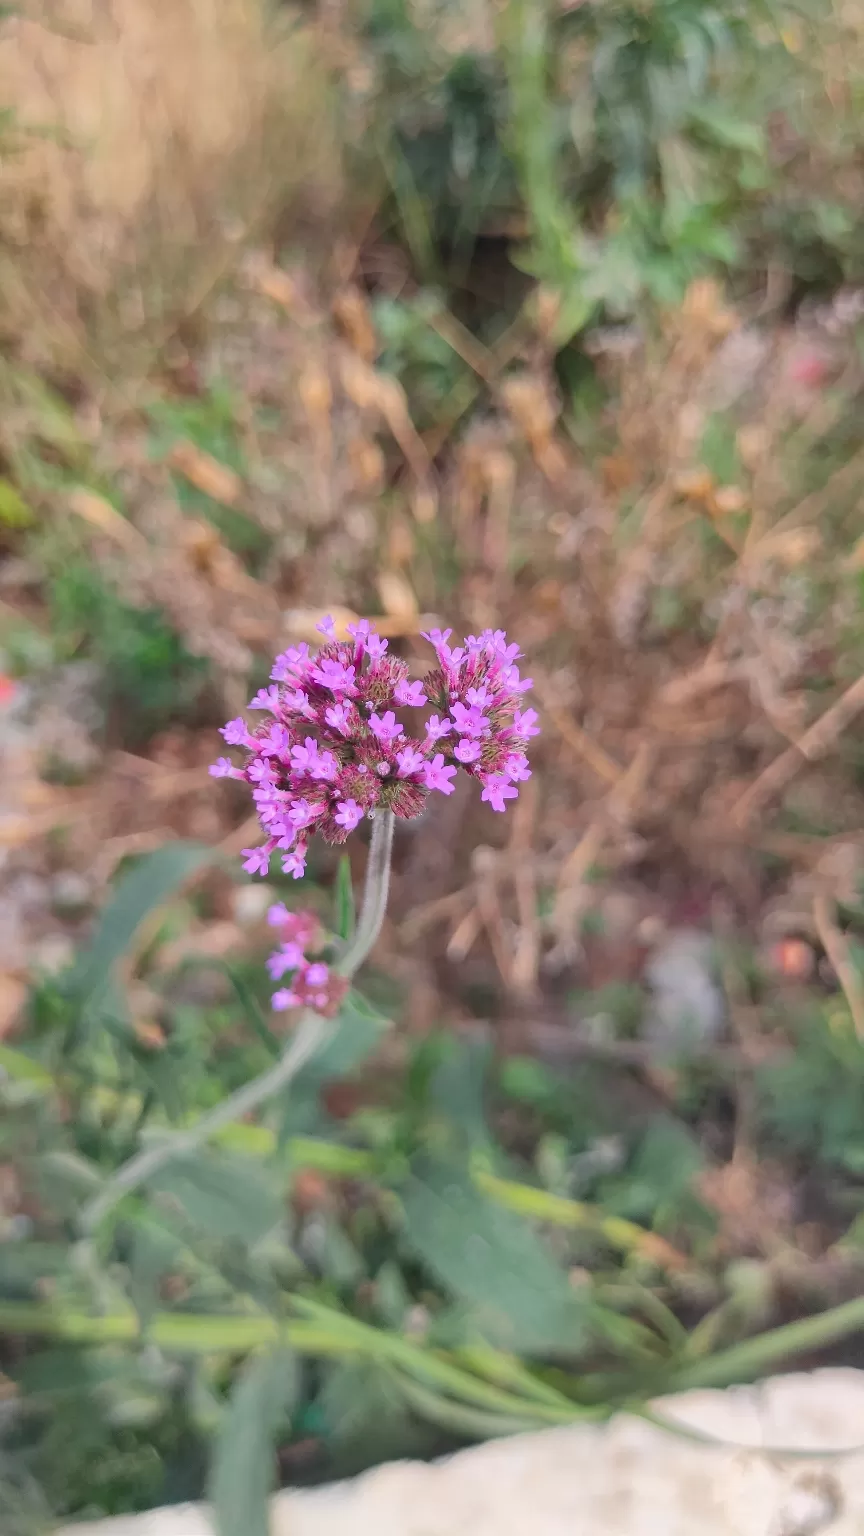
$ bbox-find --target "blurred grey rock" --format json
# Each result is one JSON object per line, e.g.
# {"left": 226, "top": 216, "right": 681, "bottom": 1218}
{"left": 231, "top": 882, "right": 275, "bottom": 926}
{"left": 642, "top": 928, "right": 725, "bottom": 1052}
{"left": 31, "top": 934, "right": 76, "bottom": 977}
{"left": 51, "top": 870, "right": 94, "bottom": 917}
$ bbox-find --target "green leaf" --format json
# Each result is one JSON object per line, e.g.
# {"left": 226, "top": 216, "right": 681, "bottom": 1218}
{"left": 318, "top": 1359, "right": 433, "bottom": 1473}
{"left": 0, "top": 1243, "right": 68, "bottom": 1298}
{"left": 223, "top": 965, "right": 281, "bottom": 1058}
{"left": 147, "top": 1151, "right": 284, "bottom": 1243}
{"left": 0, "top": 1044, "right": 53, "bottom": 1091}
{"left": 209, "top": 1349, "right": 298, "bottom": 1536}
{"left": 315, "top": 1216, "right": 365, "bottom": 1288}
{"left": 276, "top": 990, "right": 390, "bottom": 1138}
{"left": 32, "top": 1151, "right": 105, "bottom": 1217}
{"left": 0, "top": 477, "right": 33, "bottom": 527}
{"left": 71, "top": 842, "right": 213, "bottom": 1014}
{"left": 127, "top": 1213, "right": 188, "bottom": 1326}
{"left": 400, "top": 1159, "right": 587, "bottom": 1355}
{"left": 429, "top": 1034, "right": 493, "bottom": 1148}
{"left": 10, "top": 368, "right": 87, "bottom": 460}
{"left": 334, "top": 854, "right": 356, "bottom": 942}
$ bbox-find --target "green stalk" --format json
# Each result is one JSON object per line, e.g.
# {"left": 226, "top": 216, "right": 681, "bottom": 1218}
{"left": 289, "top": 1295, "right": 598, "bottom": 1424}
{"left": 393, "top": 1374, "right": 545, "bottom": 1439}
{"left": 80, "top": 813, "right": 396, "bottom": 1235}
{"left": 7, "top": 1291, "right": 863, "bottom": 1415}
{"left": 0, "top": 1297, "right": 594, "bottom": 1425}
{"left": 669, "top": 1294, "right": 864, "bottom": 1391}
{"left": 334, "top": 808, "right": 395, "bottom": 977}
{"left": 473, "top": 1168, "right": 690, "bottom": 1272}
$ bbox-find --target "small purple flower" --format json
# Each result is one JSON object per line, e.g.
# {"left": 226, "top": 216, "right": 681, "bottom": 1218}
{"left": 266, "top": 941, "right": 305, "bottom": 979}
{"left": 312, "top": 658, "right": 357, "bottom": 694}
{"left": 365, "top": 633, "right": 388, "bottom": 661}
{"left": 253, "top": 783, "right": 283, "bottom": 812}
{"left": 289, "top": 798, "right": 325, "bottom": 830}
{"left": 271, "top": 644, "right": 310, "bottom": 681}
{"left": 221, "top": 718, "right": 250, "bottom": 745}
{"left": 513, "top": 708, "right": 540, "bottom": 738}
{"left": 309, "top": 749, "right": 339, "bottom": 782}
{"left": 242, "top": 845, "right": 271, "bottom": 876}
{"left": 509, "top": 671, "right": 534, "bottom": 695}
{"left": 267, "top": 906, "right": 320, "bottom": 947}
{"left": 316, "top": 614, "right": 337, "bottom": 639}
{"left": 272, "top": 987, "right": 301, "bottom": 1010}
{"left": 394, "top": 678, "right": 428, "bottom": 708}
{"left": 450, "top": 702, "right": 489, "bottom": 739}
{"left": 282, "top": 844, "right": 307, "bottom": 879}
{"left": 335, "top": 798, "right": 364, "bottom": 832}
{"left": 369, "top": 710, "right": 403, "bottom": 745}
{"left": 505, "top": 752, "right": 532, "bottom": 782}
{"left": 480, "top": 776, "right": 519, "bottom": 812}
{"left": 260, "top": 723, "right": 290, "bottom": 757}
{"left": 455, "top": 739, "right": 482, "bottom": 764}
{"left": 304, "top": 961, "right": 330, "bottom": 988}
{"left": 465, "top": 685, "right": 491, "bottom": 709}
{"left": 249, "top": 685, "right": 281, "bottom": 712}
{"left": 424, "top": 714, "right": 452, "bottom": 742}
{"left": 248, "top": 758, "right": 277, "bottom": 785}
{"left": 396, "top": 746, "right": 425, "bottom": 777}
{"left": 325, "top": 702, "right": 352, "bottom": 735}
{"left": 423, "top": 754, "right": 457, "bottom": 795}
{"left": 289, "top": 738, "right": 320, "bottom": 776}
{"left": 209, "top": 757, "right": 234, "bottom": 778}
{"left": 376, "top": 760, "right": 391, "bottom": 777}
{"left": 421, "top": 627, "right": 452, "bottom": 652}
{"left": 287, "top": 689, "right": 317, "bottom": 720}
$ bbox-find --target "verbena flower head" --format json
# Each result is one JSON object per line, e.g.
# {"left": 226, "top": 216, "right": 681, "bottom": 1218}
{"left": 267, "top": 904, "right": 347, "bottom": 1017}
{"left": 211, "top": 618, "right": 537, "bottom": 877}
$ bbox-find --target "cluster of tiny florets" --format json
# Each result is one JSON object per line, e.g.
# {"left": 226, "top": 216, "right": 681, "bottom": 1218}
{"left": 210, "top": 617, "right": 539, "bottom": 879}
{"left": 265, "top": 904, "right": 348, "bottom": 1016}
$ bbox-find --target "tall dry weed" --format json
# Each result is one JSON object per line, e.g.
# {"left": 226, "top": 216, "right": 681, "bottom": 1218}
{"left": 0, "top": 0, "right": 340, "bottom": 374}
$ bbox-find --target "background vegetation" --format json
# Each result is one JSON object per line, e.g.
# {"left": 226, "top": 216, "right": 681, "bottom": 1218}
{"left": 3, "top": 0, "right": 864, "bottom": 1531}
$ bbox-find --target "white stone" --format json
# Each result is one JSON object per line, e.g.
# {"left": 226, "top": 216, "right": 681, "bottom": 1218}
{"left": 60, "top": 1369, "right": 864, "bottom": 1536}
{"left": 643, "top": 927, "right": 726, "bottom": 1050}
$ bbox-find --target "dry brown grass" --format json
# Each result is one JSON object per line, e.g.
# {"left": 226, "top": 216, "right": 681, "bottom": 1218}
{"left": 2, "top": 0, "right": 864, "bottom": 1031}
{"left": 14, "top": 255, "right": 858, "bottom": 1023}
{"left": 0, "top": 0, "right": 340, "bottom": 374}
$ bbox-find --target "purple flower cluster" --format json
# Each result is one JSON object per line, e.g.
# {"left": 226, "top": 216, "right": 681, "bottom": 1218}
{"left": 265, "top": 904, "right": 348, "bottom": 1016}
{"left": 211, "top": 617, "right": 538, "bottom": 879}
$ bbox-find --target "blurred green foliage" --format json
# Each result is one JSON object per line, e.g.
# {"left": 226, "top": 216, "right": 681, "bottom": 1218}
{"left": 364, "top": 0, "right": 864, "bottom": 345}
{"left": 47, "top": 559, "right": 211, "bottom": 747}
{"left": 4, "top": 850, "right": 864, "bottom": 1528}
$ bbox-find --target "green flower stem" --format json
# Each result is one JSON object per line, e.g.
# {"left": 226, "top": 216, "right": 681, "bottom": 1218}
{"left": 7, "top": 1289, "right": 864, "bottom": 1423}
{"left": 334, "top": 807, "right": 395, "bottom": 976}
{"left": 0, "top": 1296, "right": 593, "bottom": 1426}
{"left": 668, "top": 1292, "right": 864, "bottom": 1391}
{"left": 473, "top": 1168, "right": 691, "bottom": 1272}
{"left": 289, "top": 1294, "right": 599, "bottom": 1422}
{"left": 393, "top": 1374, "right": 545, "bottom": 1439}
{"left": 79, "top": 813, "right": 396, "bottom": 1235}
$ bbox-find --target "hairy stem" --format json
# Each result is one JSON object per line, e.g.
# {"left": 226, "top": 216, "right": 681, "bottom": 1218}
{"left": 335, "top": 807, "right": 395, "bottom": 976}
{"left": 81, "top": 812, "right": 396, "bottom": 1234}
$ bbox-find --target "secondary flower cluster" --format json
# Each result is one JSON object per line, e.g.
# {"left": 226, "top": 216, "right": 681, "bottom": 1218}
{"left": 211, "top": 616, "right": 538, "bottom": 879}
{"left": 265, "top": 904, "right": 347, "bottom": 1016}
